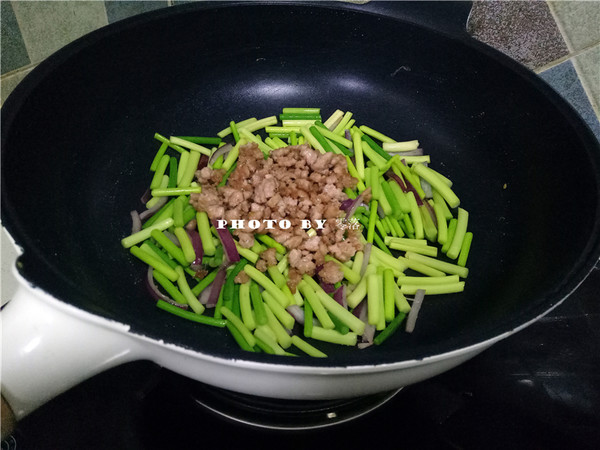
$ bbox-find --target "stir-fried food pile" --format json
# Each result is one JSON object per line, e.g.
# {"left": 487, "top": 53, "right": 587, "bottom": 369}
{"left": 121, "top": 108, "right": 473, "bottom": 357}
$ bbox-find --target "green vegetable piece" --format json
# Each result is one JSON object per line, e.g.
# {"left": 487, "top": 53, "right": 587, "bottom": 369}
{"left": 226, "top": 322, "right": 255, "bottom": 352}
{"left": 311, "top": 327, "right": 357, "bottom": 346}
{"left": 303, "top": 299, "right": 314, "bottom": 338}
{"left": 156, "top": 300, "right": 226, "bottom": 327}
{"left": 446, "top": 208, "right": 469, "bottom": 260}
{"left": 174, "top": 265, "right": 205, "bottom": 314}
{"left": 373, "top": 312, "right": 406, "bottom": 345}
{"left": 412, "top": 163, "right": 460, "bottom": 208}
{"left": 191, "top": 268, "right": 219, "bottom": 296}
{"left": 122, "top": 218, "right": 174, "bottom": 248}
{"left": 256, "top": 234, "right": 286, "bottom": 254}
{"left": 170, "top": 136, "right": 211, "bottom": 156}
{"left": 359, "top": 125, "right": 395, "bottom": 144}
{"left": 405, "top": 251, "right": 469, "bottom": 278}
{"left": 309, "top": 125, "right": 333, "bottom": 153}
{"left": 150, "top": 229, "right": 186, "bottom": 266}
{"left": 130, "top": 245, "right": 178, "bottom": 282}
{"left": 361, "top": 133, "right": 392, "bottom": 161}
{"left": 367, "top": 272, "right": 381, "bottom": 326}
{"left": 150, "top": 141, "right": 169, "bottom": 172}
{"left": 400, "top": 282, "right": 465, "bottom": 295}
{"left": 262, "top": 302, "right": 292, "bottom": 348}
{"left": 168, "top": 156, "right": 178, "bottom": 188}
{"left": 244, "top": 265, "right": 290, "bottom": 308}
{"left": 291, "top": 335, "right": 327, "bottom": 357}
{"left": 178, "top": 149, "right": 201, "bottom": 188}
{"left": 230, "top": 120, "right": 240, "bottom": 143}
{"left": 196, "top": 211, "right": 216, "bottom": 256}
{"left": 457, "top": 232, "right": 473, "bottom": 267}
{"left": 297, "top": 280, "right": 335, "bottom": 330}
{"left": 239, "top": 281, "right": 256, "bottom": 330}
{"left": 150, "top": 154, "right": 170, "bottom": 189}
{"left": 366, "top": 200, "right": 378, "bottom": 243}
{"left": 152, "top": 269, "right": 187, "bottom": 304}
{"left": 442, "top": 218, "right": 458, "bottom": 254}
{"left": 151, "top": 187, "right": 201, "bottom": 197}
{"left": 173, "top": 226, "right": 196, "bottom": 264}
{"left": 175, "top": 136, "right": 222, "bottom": 146}
{"left": 383, "top": 268, "right": 396, "bottom": 323}
{"left": 261, "top": 290, "right": 295, "bottom": 330}
{"left": 220, "top": 306, "right": 256, "bottom": 348}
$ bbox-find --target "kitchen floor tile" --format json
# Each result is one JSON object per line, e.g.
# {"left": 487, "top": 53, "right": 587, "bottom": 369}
{"left": 1, "top": 1, "right": 31, "bottom": 75}
{"left": 105, "top": 1, "right": 168, "bottom": 24}
{"left": 549, "top": 1, "right": 600, "bottom": 52}
{"left": 468, "top": 0, "right": 569, "bottom": 70}
{"left": 539, "top": 59, "right": 600, "bottom": 142}
{"left": 11, "top": 1, "right": 108, "bottom": 64}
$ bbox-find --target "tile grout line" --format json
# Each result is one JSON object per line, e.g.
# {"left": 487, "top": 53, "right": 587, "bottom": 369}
{"left": 1, "top": 62, "right": 38, "bottom": 81}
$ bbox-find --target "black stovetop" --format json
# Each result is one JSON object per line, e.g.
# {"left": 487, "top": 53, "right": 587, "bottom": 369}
{"left": 6, "top": 268, "right": 599, "bottom": 450}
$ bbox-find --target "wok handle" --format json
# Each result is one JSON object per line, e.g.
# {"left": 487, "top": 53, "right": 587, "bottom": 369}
{"left": 1, "top": 283, "right": 144, "bottom": 420}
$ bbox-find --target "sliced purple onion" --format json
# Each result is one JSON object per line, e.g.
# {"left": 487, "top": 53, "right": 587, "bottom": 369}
{"left": 422, "top": 200, "right": 437, "bottom": 224}
{"left": 353, "top": 298, "right": 366, "bottom": 319}
{"left": 206, "top": 266, "right": 227, "bottom": 307}
{"left": 333, "top": 285, "right": 347, "bottom": 309}
{"left": 140, "top": 188, "right": 151, "bottom": 204}
{"left": 198, "top": 153, "right": 209, "bottom": 171}
{"left": 345, "top": 129, "right": 352, "bottom": 142}
{"left": 344, "top": 190, "right": 367, "bottom": 221}
{"left": 340, "top": 198, "right": 354, "bottom": 212}
{"left": 386, "top": 170, "right": 407, "bottom": 192}
{"left": 320, "top": 282, "right": 336, "bottom": 294}
{"left": 130, "top": 210, "right": 142, "bottom": 234}
{"left": 386, "top": 148, "right": 424, "bottom": 156}
{"left": 198, "top": 284, "right": 213, "bottom": 305}
{"left": 361, "top": 323, "right": 376, "bottom": 344}
{"left": 405, "top": 289, "right": 425, "bottom": 333}
{"left": 187, "top": 229, "right": 204, "bottom": 266}
{"left": 286, "top": 304, "right": 305, "bottom": 325}
{"left": 360, "top": 243, "right": 372, "bottom": 277}
{"left": 139, "top": 196, "right": 168, "bottom": 221}
{"left": 146, "top": 267, "right": 188, "bottom": 309}
{"left": 212, "top": 219, "right": 240, "bottom": 264}
{"left": 208, "top": 143, "right": 233, "bottom": 167}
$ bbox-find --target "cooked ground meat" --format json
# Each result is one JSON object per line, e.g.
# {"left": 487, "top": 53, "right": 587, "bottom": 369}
{"left": 190, "top": 142, "right": 363, "bottom": 291}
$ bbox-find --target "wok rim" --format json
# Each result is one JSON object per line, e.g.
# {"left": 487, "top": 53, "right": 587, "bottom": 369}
{"left": 2, "top": 1, "right": 600, "bottom": 370}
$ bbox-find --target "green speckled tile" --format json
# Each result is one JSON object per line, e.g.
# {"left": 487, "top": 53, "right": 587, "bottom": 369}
{"left": 11, "top": 1, "right": 108, "bottom": 64}
{"left": 573, "top": 44, "right": 600, "bottom": 113}
{"left": 549, "top": 1, "right": 600, "bottom": 52}
{"left": 1, "top": 1, "right": 31, "bottom": 75}
{"left": 468, "top": 0, "right": 569, "bottom": 70}
{"left": 104, "top": 1, "right": 169, "bottom": 24}
{"left": 1, "top": 66, "right": 34, "bottom": 106}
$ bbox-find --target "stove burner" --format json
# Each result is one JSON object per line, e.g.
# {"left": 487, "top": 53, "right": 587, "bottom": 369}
{"left": 189, "top": 383, "right": 402, "bottom": 430}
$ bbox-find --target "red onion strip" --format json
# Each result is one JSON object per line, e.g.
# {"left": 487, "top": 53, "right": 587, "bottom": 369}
{"left": 130, "top": 210, "right": 142, "bottom": 234}
{"left": 139, "top": 196, "right": 168, "bottom": 221}
{"left": 187, "top": 229, "right": 204, "bottom": 266}
{"left": 146, "top": 267, "right": 188, "bottom": 309}
{"left": 212, "top": 219, "right": 240, "bottom": 263}
{"left": 286, "top": 304, "right": 305, "bottom": 325}
{"left": 208, "top": 143, "right": 233, "bottom": 167}
{"left": 386, "top": 170, "right": 407, "bottom": 192}
{"left": 206, "top": 266, "right": 227, "bottom": 307}
{"left": 405, "top": 289, "right": 425, "bottom": 333}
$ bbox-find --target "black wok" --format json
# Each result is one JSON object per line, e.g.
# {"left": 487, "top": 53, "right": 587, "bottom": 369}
{"left": 2, "top": 1, "right": 600, "bottom": 419}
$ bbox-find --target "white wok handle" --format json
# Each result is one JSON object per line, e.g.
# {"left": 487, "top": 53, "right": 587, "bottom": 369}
{"left": 1, "top": 282, "right": 144, "bottom": 420}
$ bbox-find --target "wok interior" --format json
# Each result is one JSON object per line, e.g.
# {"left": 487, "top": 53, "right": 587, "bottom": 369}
{"left": 2, "top": 4, "right": 599, "bottom": 367}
